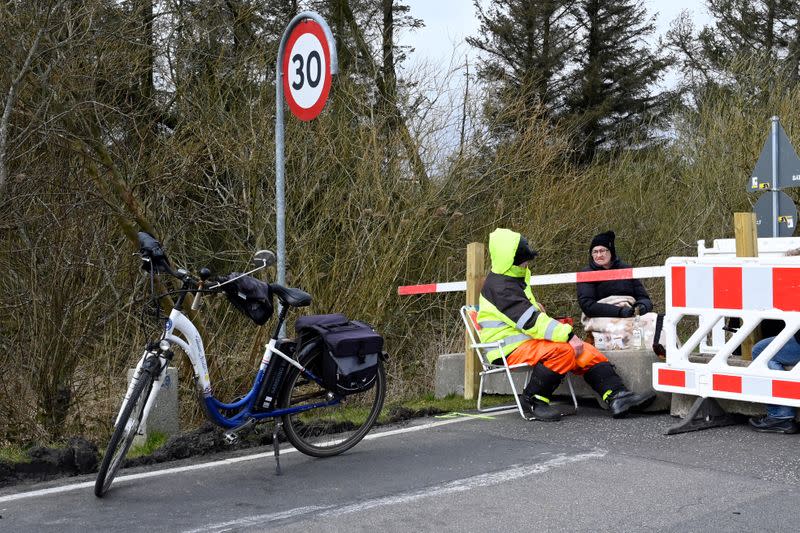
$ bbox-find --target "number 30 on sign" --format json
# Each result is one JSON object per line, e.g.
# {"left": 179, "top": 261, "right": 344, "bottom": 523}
{"left": 282, "top": 20, "right": 332, "bottom": 121}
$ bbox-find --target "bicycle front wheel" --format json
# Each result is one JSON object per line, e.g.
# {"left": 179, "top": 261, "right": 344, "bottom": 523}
{"left": 279, "top": 349, "right": 386, "bottom": 457}
{"left": 94, "top": 368, "right": 155, "bottom": 497}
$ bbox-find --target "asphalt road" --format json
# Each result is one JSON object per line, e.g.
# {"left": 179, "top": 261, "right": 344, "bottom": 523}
{"left": 2, "top": 405, "right": 799, "bottom": 532}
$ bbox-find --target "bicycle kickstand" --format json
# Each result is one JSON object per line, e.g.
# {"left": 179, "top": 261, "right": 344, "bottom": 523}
{"left": 272, "top": 421, "right": 282, "bottom": 476}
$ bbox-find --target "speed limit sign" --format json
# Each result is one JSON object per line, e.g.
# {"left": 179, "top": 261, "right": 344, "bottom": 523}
{"left": 282, "top": 20, "right": 333, "bottom": 121}
{"left": 275, "top": 12, "right": 337, "bottom": 308}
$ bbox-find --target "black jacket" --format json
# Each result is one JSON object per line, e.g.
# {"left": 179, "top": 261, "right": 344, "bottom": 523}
{"left": 577, "top": 258, "right": 653, "bottom": 318}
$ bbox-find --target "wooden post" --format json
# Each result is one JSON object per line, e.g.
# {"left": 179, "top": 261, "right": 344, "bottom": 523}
{"left": 464, "top": 242, "right": 485, "bottom": 400}
{"left": 734, "top": 212, "right": 759, "bottom": 360}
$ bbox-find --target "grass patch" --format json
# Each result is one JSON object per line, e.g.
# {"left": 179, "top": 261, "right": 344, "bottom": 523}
{"left": 399, "top": 393, "right": 514, "bottom": 413}
{"left": 0, "top": 444, "right": 28, "bottom": 463}
{"left": 378, "top": 393, "right": 516, "bottom": 423}
{"left": 295, "top": 393, "right": 516, "bottom": 427}
{"left": 126, "top": 431, "right": 168, "bottom": 459}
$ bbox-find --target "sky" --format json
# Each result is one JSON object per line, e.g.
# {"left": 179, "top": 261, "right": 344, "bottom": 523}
{"left": 392, "top": 1, "right": 714, "bottom": 158}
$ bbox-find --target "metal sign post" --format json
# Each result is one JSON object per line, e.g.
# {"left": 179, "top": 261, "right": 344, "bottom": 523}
{"left": 771, "top": 116, "right": 779, "bottom": 237}
{"left": 275, "top": 12, "right": 337, "bottom": 330}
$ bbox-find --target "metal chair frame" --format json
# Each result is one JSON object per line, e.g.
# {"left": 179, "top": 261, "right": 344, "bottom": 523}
{"left": 460, "top": 305, "right": 578, "bottom": 420}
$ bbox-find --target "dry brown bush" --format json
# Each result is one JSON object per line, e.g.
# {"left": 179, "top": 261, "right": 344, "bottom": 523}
{"left": 2, "top": 11, "right": 800, "bottom": 447}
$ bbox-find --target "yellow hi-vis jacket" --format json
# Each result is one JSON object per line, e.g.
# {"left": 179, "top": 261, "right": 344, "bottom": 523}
{"left": 478, "top": 228, "right": 572, "bottom": 362}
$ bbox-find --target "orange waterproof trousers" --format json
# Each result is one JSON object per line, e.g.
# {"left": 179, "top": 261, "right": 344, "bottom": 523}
{"left": 505, "top": 339, "right": 608, "bottom": 375}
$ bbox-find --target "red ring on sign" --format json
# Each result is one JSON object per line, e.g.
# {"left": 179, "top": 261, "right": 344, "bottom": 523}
{"left": 282, "top": 20, "right": 332, "bottom": 122}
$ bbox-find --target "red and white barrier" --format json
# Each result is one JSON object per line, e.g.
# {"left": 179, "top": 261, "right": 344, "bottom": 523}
{"left": 695, "top": 237, "right": 800, "bottom": 354}
{"left": 669, "top": 263, "right": 800, "bottom": 311}
{"left": 397, "top": 266, "right": 665, "bottom": 295}
{"left": 653, "top": 256, "right": 800, "bottom": 407}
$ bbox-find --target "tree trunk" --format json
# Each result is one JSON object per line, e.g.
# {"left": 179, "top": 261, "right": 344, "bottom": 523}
{"left": 0, "top": 27, "right": 44, "bottom": 193}
{"left": 381, "top": 0, "right": 397, "bottom": 130}
{"left": 337, "top": 0, "right": 429, "bottom": 187}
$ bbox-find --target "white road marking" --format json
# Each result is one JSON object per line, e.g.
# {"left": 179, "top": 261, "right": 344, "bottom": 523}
{"left": 190, "top": 449, "right": 607, "bottom": 532}
{"left": 319, "top": 450, "right": 606, "bottom": 518}
{"left": 0, "top": 411, "right": 512, "bottom": 504}
{"left": 181, "top": 506, "right": 335, "bottom": 533}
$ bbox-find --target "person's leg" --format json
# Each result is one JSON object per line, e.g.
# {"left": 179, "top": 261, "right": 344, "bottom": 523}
{"left": 578, "top": 344, "right": 656, "bottom": 418}
{"left": 506, "top": 338, "right": 577, "bottom": 374}
{"left": 766, "top": 336, "right": 800, "bottom": 368}
{"left": 749, "top": 337, "right": 799, "bottom": 433}
{"left": 751, "top": 336, "right": 772, "bottom": 362}
{"left": 507, "top": 340, "right": 577, "bottom": 421}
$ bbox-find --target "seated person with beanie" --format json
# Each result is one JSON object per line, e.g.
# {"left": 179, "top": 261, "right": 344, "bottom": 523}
{"left": 578, "top": 230, "right": 665, "bottom": 355}
{"left": 578, "top": 230, "right": 653, "bottom": 318}
{"left": 477, "top": 228, "right": 656, "bottom": 421}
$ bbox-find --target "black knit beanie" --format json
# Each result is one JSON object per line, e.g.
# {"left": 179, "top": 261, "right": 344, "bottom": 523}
{"left": 590, "top": 231, "right": 616, "bottom": 259}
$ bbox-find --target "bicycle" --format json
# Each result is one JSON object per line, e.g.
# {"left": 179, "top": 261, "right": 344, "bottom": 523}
{"left": 94, "top": 232, "right": 387, "bottom": 497}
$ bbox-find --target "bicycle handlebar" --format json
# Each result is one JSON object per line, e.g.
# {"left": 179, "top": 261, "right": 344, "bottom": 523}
{"left": 136, "top": 230, "right": 275, "bottom": 314}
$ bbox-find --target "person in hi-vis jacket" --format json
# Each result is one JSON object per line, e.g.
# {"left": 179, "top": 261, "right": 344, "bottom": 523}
{"left": 477, "top": 228, "right": 656, "bottom": 421}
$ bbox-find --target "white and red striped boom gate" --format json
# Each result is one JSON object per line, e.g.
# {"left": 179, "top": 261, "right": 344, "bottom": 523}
{"left": 397, "top": 266, "right": 666, "bottom": 295}
{"left": 653, "top": 256, "right": 800, "bottom": 431}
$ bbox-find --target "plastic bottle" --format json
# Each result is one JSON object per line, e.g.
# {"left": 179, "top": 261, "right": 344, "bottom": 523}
{"left": 632, "top": 309, "right": 644, "bottom": 349}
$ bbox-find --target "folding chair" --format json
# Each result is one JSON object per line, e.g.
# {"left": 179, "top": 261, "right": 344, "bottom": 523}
{"left": 460, "top": 305, "right": 578, "bottom": 420}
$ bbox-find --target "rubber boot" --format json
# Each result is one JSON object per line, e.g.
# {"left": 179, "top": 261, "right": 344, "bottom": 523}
{"left": 520, "top": 364, "right": 564, "bottom": 422}
{"left": 605, "top": 390, "right": 656, "bottom": 418}
{"left": 582, "top": 362, "right": 655, "bottom": 418}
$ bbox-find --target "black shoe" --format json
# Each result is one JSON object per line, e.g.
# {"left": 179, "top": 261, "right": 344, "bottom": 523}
{"left": 749, "top": 416, "right": 799, "bottom": 434}
{"left": 519, "top": 395, "right": 561, "bottom": 422}
{"left": 607, "top": 390, "right": 657, "bottom": 418}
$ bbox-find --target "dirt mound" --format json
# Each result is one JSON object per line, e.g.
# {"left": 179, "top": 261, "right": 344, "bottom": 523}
{"left": 0, "top": 406, "right": 443, "bottom": 487}
{"left": 0, "top": 437, "right": 98, "bottom": 486}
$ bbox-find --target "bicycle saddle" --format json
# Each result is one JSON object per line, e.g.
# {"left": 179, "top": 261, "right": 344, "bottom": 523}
{"left": 270, "top": 283, "right": 312, "bottom": 307}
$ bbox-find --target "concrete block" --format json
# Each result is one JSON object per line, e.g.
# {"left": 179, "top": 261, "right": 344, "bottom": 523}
{"left": 435, "top": 353, "right": 464, "bottom": 398}
{"left": 127, "top": 367, "right": 179, "bottom": 444}
{"left": 553, "top": 349, "right": 670, "bottom": 412}
{"left": 435, "top": 353, "right": 529, "bottom": 397}
{"left": 669, "top": 393, "right": 765, "bottom": 418}
{"left": 435, "top": 350, "right": 670, "bottom": 412}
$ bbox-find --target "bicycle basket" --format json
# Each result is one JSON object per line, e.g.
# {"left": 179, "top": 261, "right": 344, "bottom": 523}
{"left": 219, "top": 273, "right": 274, "bottom": 325}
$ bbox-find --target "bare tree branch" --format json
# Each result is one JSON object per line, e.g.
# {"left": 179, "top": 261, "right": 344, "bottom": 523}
{"left": 0, "top": 0, "right": 66, "bottom": 194}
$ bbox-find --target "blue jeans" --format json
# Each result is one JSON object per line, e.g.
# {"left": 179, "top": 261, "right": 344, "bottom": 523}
{"left": 752, "top": 336, "right": 800, "bottom": 419}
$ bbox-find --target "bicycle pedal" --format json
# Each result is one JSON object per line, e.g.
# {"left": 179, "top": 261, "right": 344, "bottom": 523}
{"left": 223, "top": 418, "right": 256, "bottom": 445}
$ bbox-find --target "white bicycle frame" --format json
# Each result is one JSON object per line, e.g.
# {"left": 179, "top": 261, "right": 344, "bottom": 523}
{"left": 115, "top": 307, "right": 209, "bottom": 430}
{"left": 115, "top": 307, "right": 303, "bottom": 430}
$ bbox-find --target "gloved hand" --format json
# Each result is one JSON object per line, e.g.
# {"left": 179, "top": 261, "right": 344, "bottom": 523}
{"left": 619, "top": 306, "right": 634, "bottom": 318}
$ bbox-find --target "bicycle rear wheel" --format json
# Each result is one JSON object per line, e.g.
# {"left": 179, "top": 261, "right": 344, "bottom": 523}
{"left": 279, "top": 349, "right": 385, "bottom": 457}
{"left": 94, "top": 367, "right": 155, "bottom": 497}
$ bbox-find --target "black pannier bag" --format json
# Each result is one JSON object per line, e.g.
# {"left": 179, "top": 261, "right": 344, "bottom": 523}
{"left": 296, "top": 314, "right": 383, "bottom": 396}
{"left": 219, "top": 273, "right": 274, "bottom": 325}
